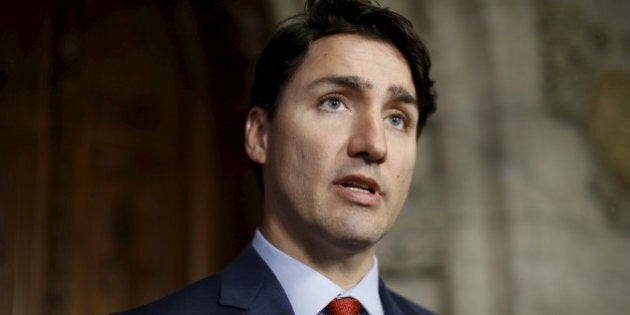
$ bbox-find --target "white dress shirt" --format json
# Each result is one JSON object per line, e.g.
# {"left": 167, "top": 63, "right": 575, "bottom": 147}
{"left": 252, "top": 229, "right": 384, "bottom": 315}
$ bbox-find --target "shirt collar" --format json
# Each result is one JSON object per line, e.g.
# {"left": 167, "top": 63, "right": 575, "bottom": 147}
{"left": 252, "top": 229, "right": 383, "bottom": 315}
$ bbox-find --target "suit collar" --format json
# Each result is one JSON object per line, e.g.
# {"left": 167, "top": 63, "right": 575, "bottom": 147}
{"left": 379, "top": 278, "right": 405, "bottom": 315}
{"left": 219, "top": 244, "right": 294, "bottom": 314}
{"left": 219, "top": 244, "right": 411, "bottom": 315}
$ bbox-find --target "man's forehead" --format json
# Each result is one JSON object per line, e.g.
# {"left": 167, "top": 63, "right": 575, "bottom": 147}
{"left": 306, "top": 34, "right": 408, "bottom": 67}
{"left": 295, "top": 34, "right": 415, "bottom": 93}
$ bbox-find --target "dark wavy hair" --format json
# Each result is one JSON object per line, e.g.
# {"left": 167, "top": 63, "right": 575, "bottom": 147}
{"left": 249, "top": 0, "right": 436, "bottom": 188}
{"left": 250, "top": 0, "right": 436, "bottom": 130}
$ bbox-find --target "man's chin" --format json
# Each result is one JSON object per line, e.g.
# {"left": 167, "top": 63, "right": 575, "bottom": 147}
{"left": 324, "top": 229, "right": 384, "bottom": 253}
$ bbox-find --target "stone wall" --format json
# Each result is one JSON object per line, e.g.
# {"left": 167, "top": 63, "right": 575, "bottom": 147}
{"left": 269, "top": 1, "right": 630, "bottom": 314}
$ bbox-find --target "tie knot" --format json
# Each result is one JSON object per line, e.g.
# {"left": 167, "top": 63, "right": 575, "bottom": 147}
{"left": 326, "top": 297, "right": 363, "bottom": 315}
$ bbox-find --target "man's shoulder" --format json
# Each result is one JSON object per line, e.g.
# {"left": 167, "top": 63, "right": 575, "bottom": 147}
{"left": 113, "top": 274, "right": 224, "bottom": 315}
{"left": 113, "top": 245, "right": 287, "bottom": 315}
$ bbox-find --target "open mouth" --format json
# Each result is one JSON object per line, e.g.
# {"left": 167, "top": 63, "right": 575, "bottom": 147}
{"left": 333, "top": 174, "right": 382, "bottom": 206}
{"left": 341, "top": 181, "right": 375, "bottom": 194}
{"left": 334, "top": 174, "right": 381, "bottom": 195}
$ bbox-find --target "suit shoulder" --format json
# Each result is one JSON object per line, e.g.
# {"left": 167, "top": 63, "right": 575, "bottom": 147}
{"left": 113, "top": 274, "right": 226, "bottom": 315}
{"left": 388, "top": 290, "right": 436, "bottom": 315}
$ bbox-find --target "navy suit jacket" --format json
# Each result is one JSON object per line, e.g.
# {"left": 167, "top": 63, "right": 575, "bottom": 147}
{"left": 115, "top": 244, "right": 434, "bottom": 315}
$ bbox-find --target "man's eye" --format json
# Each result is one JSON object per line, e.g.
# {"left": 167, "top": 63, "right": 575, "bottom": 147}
{"left": 386, "top": 114, "right": 407, "bottom": 129}
{"left": 319, "top": 96, "right": 346, "bottom": 111}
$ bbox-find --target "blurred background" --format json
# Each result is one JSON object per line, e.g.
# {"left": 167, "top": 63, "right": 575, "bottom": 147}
{"left": 1, "top": 0, "right": 629, "bottom": 314}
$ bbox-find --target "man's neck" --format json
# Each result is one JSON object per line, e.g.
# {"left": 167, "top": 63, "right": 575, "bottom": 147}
{"left": 260, "top": 220, "right": 376, "bottom": 290}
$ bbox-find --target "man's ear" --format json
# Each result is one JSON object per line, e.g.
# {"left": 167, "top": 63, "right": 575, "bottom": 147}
{"left": 244, "top": 107, "right": 269, "bottom": 164}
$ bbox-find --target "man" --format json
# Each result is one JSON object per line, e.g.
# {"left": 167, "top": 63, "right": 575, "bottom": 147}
{"left": 117, "top": 0, "right": 436, "bottom": 314}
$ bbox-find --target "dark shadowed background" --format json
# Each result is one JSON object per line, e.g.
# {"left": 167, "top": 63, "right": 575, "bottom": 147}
{"left": 1, "top": 1, "right": 270, "bottom": 314}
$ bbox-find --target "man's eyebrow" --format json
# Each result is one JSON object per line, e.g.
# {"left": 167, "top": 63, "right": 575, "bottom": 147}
{"left": 307, "top": 75, "right": 373, "bottom": 91}
{"left": 388, "top": 85, "right": 417, "bottom": 106}
{"left": 308, "top": 75, "right": 417, "bottom": 106}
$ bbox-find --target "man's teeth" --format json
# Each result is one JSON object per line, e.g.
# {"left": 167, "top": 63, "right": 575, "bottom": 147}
{"left": 348, "top": 186, "right": 368, "bottom": 192}
{"left": 343, "top": 183, "right": 373, "bottom": 193}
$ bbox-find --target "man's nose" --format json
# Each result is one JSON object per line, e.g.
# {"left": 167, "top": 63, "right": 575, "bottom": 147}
{"left": 347, "top": 111, "right": 387, "bottom": 163}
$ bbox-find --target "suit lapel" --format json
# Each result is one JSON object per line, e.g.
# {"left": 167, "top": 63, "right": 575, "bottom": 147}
{"left": 379, "top": 278, "right": 405, "bottom": 315}
{"left": 219, "top": 245, "right": 294, "bottom": 314}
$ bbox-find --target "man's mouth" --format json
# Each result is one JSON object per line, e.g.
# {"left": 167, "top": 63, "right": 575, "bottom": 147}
{"left": 333, "top": 174, "right": 382, "bottom": 206}
{"left": 334, "top": 174, "right": 381, "bottom": 195}
{"left": 341, "top": 181, "right": 376, "bottom": 194}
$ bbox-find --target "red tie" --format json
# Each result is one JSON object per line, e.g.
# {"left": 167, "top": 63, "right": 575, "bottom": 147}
{"left": 326, "top": 297, "right": 363, "bottom": 315}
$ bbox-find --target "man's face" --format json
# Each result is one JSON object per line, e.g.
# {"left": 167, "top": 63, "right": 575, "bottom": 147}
{"left": 247, "top": 34, "right": 419, "bottom": 251}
